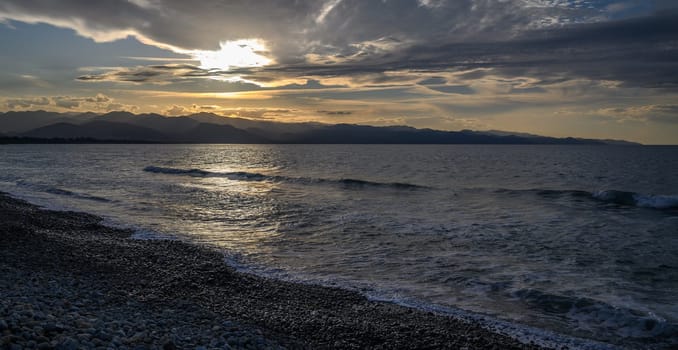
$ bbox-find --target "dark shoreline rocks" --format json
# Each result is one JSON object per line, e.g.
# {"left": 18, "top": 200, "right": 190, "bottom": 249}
{"left": 0, "top": 192, "right": 550, "bottom": 349}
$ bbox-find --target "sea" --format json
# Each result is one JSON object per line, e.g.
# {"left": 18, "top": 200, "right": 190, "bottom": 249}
{"left": 1, "top": 144, "right": 676, "bottom": 349}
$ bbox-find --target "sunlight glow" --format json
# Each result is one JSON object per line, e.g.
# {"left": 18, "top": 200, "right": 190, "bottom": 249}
{"left": 190, "top": 39, "right": 273, "bottom": 71}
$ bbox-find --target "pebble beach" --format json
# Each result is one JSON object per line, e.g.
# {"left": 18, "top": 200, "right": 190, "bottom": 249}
{"left": 0, "top": 192, "right": 549, "bottom": 349}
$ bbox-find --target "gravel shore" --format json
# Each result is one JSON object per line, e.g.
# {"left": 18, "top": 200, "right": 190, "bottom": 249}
{"left": 0, "top": 192, "right": 550, "bottom": 349}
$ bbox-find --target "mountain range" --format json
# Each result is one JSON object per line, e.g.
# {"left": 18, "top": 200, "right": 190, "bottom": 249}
{"left": 0, "top": 111, "right": 639, "bottom": 145}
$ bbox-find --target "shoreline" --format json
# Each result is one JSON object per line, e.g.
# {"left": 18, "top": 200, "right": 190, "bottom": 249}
{"left": 1, "top": 192, "right": 556, "bottom": 349}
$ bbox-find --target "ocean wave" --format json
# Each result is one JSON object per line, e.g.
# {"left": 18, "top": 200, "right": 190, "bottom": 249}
{"left": 511, "top": 289, "right": 676, "bottom": 340}
{"left": 497, "top": 188, "right": 678, "bottom": 210}
{"left": 15, "top": 181, "right": 112, "bottom": 203}
{"left": 331, "top": 178, "right": 424, "bottom": 189}
{"left": 592, "top": 190, "right": 678, "bottom": 210}
{"left": 143, "top": 166, "right": 428, "bottom": 190}
{"left": 142, "top": 166, "right": 211, "bottom": 176}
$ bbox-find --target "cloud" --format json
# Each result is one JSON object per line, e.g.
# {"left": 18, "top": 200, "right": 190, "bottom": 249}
{"left": 315, "top": 11, "right": 678, "bottom": 89}
{"left": 426, "top": 85, "right": 476, "bottom": 95}
{"left": 53, "top": 96, "right": 80, "bottom": 109}
{"left": 197, "top": 107, "right": 295, "bottom": 119}
{"left": 165, "top": 105, "right": 188, "bottom": 116}
{"left": 5, "top": 96, "right": 50, "bottom": 109}
{"left": 3, "top": 94, "right": 137, "bottom": 112}
{"left": 418, "top": 77, "right": 447, "bottom": 85}
{"left": 84, "top": 93, "right": 112, "bottom": 103}
{"left": 0, "top": 0, "right": 629, "bottom": 62}
{"left": 596, "top": 104, "right": 678, "bottom": 123}
{"left": 316, "top": 0, "right": 342, "bottom": 24}
{"left": 193, "top": 104, "right": 219, "bottom": 110}
{"left": 317, "top": 110, "right": 352, "bottom": 115}
{"left": 77, "top": 64, "right": 226, "bottom": 83}
{"left": 3, "top": 1, "right": 676, "bottom": 95}
{"left": 417, "top": 0, "right": 446, "bottom": 9}
{"left": 71, "top": 9, "right": 677, "bottom": 92}
{"left": 161, "top": 104, "right": 296, "bottom": 119}
{"left": 77, "top": 65, "right": 347, "bottom": 92}
{"left": 0, "top": 0, "right": 317, "bottom": 57}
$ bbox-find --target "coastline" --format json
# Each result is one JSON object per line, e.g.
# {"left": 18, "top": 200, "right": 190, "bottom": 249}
{"left": 0, "top": 191, "right": 551, "bottom": 349}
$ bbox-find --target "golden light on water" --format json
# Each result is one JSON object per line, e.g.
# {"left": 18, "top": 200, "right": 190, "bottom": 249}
{"left": 190, "top": 39, "right": 273, "bottom": 71}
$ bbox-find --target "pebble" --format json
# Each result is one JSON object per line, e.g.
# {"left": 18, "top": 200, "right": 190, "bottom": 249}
{"left": 0, "top": 266, "right": 284, "bottom": 349}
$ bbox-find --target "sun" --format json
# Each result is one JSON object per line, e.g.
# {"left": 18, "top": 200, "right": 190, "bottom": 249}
{"left": 191, "top": 39, "right": 273, "bottom": 71}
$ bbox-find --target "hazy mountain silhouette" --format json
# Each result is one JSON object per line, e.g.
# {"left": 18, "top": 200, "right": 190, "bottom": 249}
{"left": 482, "top": 129, "right": 640, "bottom": 146}
{"left": 173, "top": 123, "right": 270, "bottom": 143}
{"left": 21, "top": 121, "right": 167, "bottom": 141}
{"left": 0, "top": 111, "right": 639, "bottom": 145}
{"left": 0, "top": 110, "right": 82, "bottom": 133}
{"left": 288, "top": 125, "right": 582, "bottom": 144}
{"left": 97, "top": 112, "right": 201, "bottom": 135}
{"left": 186, "top": 112, "right": 326, "bottom": 142}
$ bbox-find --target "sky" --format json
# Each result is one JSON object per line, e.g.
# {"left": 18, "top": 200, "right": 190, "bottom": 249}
{"left": 0, "top": 0, "right": 677, "bottom": 144}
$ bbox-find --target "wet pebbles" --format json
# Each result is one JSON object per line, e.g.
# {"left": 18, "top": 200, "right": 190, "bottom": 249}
{"left": 0, "top": 193, "right": 547, "bottom": 349}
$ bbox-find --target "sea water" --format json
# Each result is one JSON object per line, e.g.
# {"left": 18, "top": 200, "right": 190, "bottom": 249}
{"left": 1, "top": 144, "right": 676, "bottom": 349}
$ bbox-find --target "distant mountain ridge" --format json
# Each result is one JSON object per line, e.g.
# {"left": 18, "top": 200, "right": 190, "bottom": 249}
{"left": 0, "top": 110, "right": 641, "bottom": 145}
{"left": 22, "top": 121, "right": 167, "bottom": 141}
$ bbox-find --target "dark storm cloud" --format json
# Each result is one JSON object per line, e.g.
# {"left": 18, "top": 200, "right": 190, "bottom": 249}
{"left": 76, "top": 64, "right": 227, "bottom": 83}
{"left": 242, "top": 10, "right": 678, "bottom": 89}
{"left": 0, "top": 1, "right": 311, "bottom": 46}
{"left": 0, "top": 0, "right": 612, "bottom": 60}
{"left": 2, "top": 0, "right": 676, "bottom": 89}
{"left": 484, "top": 10, "right": 678, "bottom": 88}
{"left": 0, "top": 0, "right": 316, "bottom": 62}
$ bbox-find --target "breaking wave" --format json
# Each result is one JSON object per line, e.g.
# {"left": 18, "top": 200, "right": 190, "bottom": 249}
{"left": 143, "top": 166, "right": 427, "bottom": 190}
{"left": 592, "top": 190, "right": 678, "bottom": 210}
{"left": 497, "top": 188, "right": 678, "bottom": 210}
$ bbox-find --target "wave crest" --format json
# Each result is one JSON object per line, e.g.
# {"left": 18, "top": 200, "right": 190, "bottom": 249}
{"left": 499, "top": 188, "right": 678, "bottom": 210}
{"left": 142, "top": 166, "right": 210, "bottom": 176}
{"left": 592, "top": 190, "right": 678, "bottom": 209}
{"left": 143, "top": 166, "right": 427, "bottom": 190}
